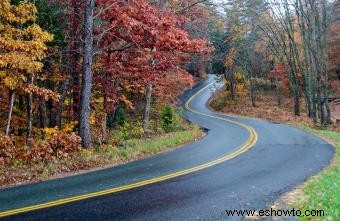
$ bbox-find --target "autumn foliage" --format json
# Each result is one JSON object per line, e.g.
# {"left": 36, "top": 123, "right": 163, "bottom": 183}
{"left": 0, "top": 0, "right": 54, "bottom": 95}
{"left": 268, "top": 64, "right": 291, "bottom": 95}
{"left": 27, "top": 132, "right": 81, "bottom": 164}
{"left": 95, "top": 0, "right": 212, "bottom": 109}
{"left": 0, "top": 0, "right": 212, "bottom": 165}
{"left": 0, "top": 132, "right": 15, "bottom": 165}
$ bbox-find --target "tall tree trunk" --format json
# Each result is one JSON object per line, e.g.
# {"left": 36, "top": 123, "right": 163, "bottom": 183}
{"left": 283, "top": 0, "right": 301, "bottom": 116}
{"left": 71, "top": 0, "right": 81, "bottom": 119}
{"left": 224, "top": 72, "right": 236, "bottom": 100}
{"left": 55, "top": 79, "right": 69, "bottom": 129}
{"left": 312, "top": 94, "right": 317, "bottom": 124}
{"left": 249, "top": 76, "right": 256, "bottom": 107}
{"left": 5, "top": 91, "right": 15, "bottom": 137}
{"left": 79, "top": 0, "right": 95, "bottom": 148}
{"left": 26, "top": 75, "right": 34, "bottom": 145}
{"left": 274, "top": 68, "right": 282, "bottom": 106}
{"left": 143, "top": 83, "right": 153, "bottom": 133}
{"left": 324, "top": 97, "right": 331, "bottom": 123}
{"left": 294, "top": 94, "right": 300, "bottom": 116}
{"left": 18, "top": 95, "right": 24, "bottom": 136}
{"left": 316, "top": 75, "right": 324, "bottom": 123}
{"left": 288, "top": 50, "right": 300, "bottom": 116}
{"left": 39, "top": 96, "right": 48, "bottom": 128}
{"left": 319, "top": 0, "right": 331, "bottom": 124}
{"left": 230, "top": 75, "right": 236, "bottom": 101}
{"left": 26, "top": 95, "right": 33, "bottom": 145}
{"left": 296, "top": 0, "right": 313, "bottom": 117}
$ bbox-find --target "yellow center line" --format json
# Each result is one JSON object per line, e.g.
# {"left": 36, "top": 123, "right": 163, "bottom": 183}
{"left": 0, "top": 82, "right": 258, "bottom": 218}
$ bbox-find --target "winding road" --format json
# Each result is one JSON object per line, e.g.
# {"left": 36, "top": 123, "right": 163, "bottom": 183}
{"left": 0, "top": 76, "right": 334, "bottom": 220}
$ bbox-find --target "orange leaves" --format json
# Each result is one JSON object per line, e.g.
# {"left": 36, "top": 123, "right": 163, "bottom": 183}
{"left": 21, "top": 84, "right": 60, "bottom": 101}
{"left": 119, "top": 95, "right": 134, "bottom": 110}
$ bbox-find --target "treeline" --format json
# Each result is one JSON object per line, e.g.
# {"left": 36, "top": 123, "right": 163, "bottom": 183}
{"left": 209, "top": 0, "right": 339, "bottom": 124}
{"left": 0, "top": 0, "right": 213, "bottom": 157}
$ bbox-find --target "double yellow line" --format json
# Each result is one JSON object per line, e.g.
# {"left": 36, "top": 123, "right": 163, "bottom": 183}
{"left": 0, "top": 82, "right": 257, "bottom": 218}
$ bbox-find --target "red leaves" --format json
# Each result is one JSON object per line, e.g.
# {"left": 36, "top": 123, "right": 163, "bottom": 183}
{"left": 269, "top": 64, "right": 286, "bottom": 80}
{"left": 95, "top": 0, "right": 212, "bottom": 105}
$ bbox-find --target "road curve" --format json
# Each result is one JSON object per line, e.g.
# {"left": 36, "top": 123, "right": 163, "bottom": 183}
{"left": 0, "top": 76, "right": 334, "bottom": 220}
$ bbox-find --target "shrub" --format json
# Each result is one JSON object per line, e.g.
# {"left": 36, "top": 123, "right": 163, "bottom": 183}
{"left": 112, "top": 120, "right": 145, "bottom": 144}
{"left": 27, "top": 132, "right": 82, "bottom": 163}
{"left": 42, "top": 121, "right": 77, "bottom": 139}
{"left": 115, "top": 123, "right": 130, "bottom": 141}
{"left": 0, "top": 132, "right": 16, "bottom": 165}
{"left": 106, "top": 111, "right": 115, "bottom": 129}
{"left": 129, "top": 121, "right": 144, "bottom": 138}
{"left": 115, "top": 107, "right": 126, "bottom": 127}
{"left": 160, "top": 104, "right": 175, "bottom": 132}
{"left": 91, "top": 112, "right": 109, "bottom": 146}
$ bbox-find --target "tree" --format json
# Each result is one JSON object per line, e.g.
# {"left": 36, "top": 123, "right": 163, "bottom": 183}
{"left": 219, "top": 0, "right": 271, "bottom": 106}
{"left": 0, "top": 0, "right": 54, "bottom": 137}
{"left": 258, "top": 0, "right": 333, "bottom": 123}
{"left": 95, "top": 0, "right": 211, "bottom": 135}
{"left": 328, "top": 0, "right": 340, "bottom": 81}
{"left": 79, "top": 0, "right": 95, "bottom": 148}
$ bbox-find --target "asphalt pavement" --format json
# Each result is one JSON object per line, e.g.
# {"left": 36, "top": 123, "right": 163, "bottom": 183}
{"left": 0, "top": 75, "right": 334, "bottom": 220}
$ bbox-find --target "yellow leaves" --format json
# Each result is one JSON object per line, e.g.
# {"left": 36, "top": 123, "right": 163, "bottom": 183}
{"left": 225, "top": 48, "right": 236, "bottom": 68}
{"left": 234, "top": 71, "right": 247, "bottom": 97}
{"left": 0, "top": 0, "right": 37, "bottom": 24}
{"left": 43, "top": 127, "right": 59, "bottom": 139}
{"left": 0, "top": 24, "right": 53, "bottom": 46}
{"left": 63, "top": 121, "right": 78, "bottom": 133}
{"left": 93, "top": 97, "right": 104, "bottom": 104}
{"left": 26, "top": 24, "right": 53, "bottom": 43}
{"left": 90, "top": 114, "right": 96, "bottom": 125}
{"left": 0, "top": 54, "right": 44, "bottom": 73}
{"left": 0, "top": 37, "right": 47, "bottom": 57}
{"left": 43, "top": 121, "right": 78, "bottom": 139}
{"left": 224, "top": 71, "right": 248, "bottom": 98}
{"left": 3, "top": 75, "right": 26, "bottom": 91}
{"left": 3, "top": 77, "right": 18, "bottom": 91}
{"left": 0, "top": 26, "right": 52, "bottom": 59}
{"left": 0, "top": 0, "right": 53, "bottom": 92}
{"left": 0, "top": 71, "right": 6, "bottom": 78}
{"left": 236, "top": 84, "right": 247, "bottom": 97}
{"left": 235, "top": 71, "right": 245, "bottom": 82}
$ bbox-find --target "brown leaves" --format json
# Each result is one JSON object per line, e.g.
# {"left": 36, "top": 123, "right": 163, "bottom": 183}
{"left": 0, "top": 132, "right": 16, "bottom": 166}
{"left": 0, "top": 131, "right": 81, "bottom": 166}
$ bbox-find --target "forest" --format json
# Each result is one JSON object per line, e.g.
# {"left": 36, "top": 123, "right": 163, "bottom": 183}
{"left": 0, "top": 0, "right": 339, "bottom": 183}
